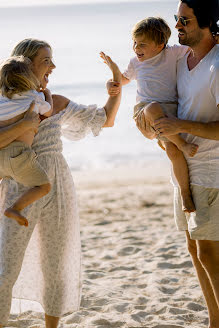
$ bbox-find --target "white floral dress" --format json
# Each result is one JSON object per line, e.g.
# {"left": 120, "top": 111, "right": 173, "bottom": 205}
{"left": 0, "top": 101, "right": 106, "bottom": 324}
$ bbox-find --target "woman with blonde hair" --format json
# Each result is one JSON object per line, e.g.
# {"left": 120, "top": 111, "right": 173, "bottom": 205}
{"left": 0, "top": 38, "right": 121, "bottom": 328}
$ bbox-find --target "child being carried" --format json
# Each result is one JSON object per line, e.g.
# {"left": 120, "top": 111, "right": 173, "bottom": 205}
{"left": 101, "top": 17, "right": 199, "bottom": 213}
{"left": 0, "top": 55, "right": 53, "bottom": 226}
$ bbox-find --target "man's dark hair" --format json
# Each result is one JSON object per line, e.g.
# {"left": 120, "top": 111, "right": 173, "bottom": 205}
{"left": 181, "top": 0, "right": 219, "bottom": 35}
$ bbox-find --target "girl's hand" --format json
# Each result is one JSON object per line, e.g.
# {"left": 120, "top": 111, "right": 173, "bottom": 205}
{"left": 23, "top": 101, "right": 40, "bottom": 132}
{"left": 43, "top": 88, "right": 52, "bottom": 98}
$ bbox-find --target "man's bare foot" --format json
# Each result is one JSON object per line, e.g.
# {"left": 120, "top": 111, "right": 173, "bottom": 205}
{"left": 180, "top": 143, "right": 199, "bottom": 157}
{"left": 4, "top": 208, "right": 28, "bottom": 226}
{"left": 181, "top": 194, "right": 196, "bottom": 213}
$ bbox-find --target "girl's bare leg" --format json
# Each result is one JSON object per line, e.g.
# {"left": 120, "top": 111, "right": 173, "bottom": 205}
{"left": 4, "top": 183, "right": 51, "bottom": 226}
{"left": 45, "top": 314, "right": 60, "bottom": 328}
{"left": 144, "top": 102, "right": 198, "bottom": 157}
{"left": 165, "top": 141, "right": 195, "bottom": 212}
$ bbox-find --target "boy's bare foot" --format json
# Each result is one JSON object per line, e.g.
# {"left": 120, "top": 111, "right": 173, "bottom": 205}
{"left": 181, "top": 143, "right": 199, "bottom": 157}
{"left": 181, "top": 194, "right": 196, "bottom": 213}
{"left": 4, "top": 208, "right": 28, "bottom": 227}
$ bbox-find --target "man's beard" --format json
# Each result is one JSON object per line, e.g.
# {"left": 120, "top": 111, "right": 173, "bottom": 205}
{"left": 178, "top": 28, "right": 204, "bottom": 47}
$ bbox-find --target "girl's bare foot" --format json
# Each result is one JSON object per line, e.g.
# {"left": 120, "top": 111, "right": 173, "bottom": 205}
{"left": 181, "top": 143, "right": 199, "bottom": 157}
{"left": 181, "top": 194, "right": 196, "bottom": 213}
{"left": 4, "top": 208, "right": 28, "bottom": 226}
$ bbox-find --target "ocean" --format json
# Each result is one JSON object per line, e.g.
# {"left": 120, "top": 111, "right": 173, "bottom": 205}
{"left": 0, "top": 0, "right": 179, "bottom": 170}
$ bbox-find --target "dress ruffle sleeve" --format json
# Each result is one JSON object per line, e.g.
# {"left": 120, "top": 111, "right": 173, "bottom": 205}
{"left": 60, "top": 101, "right": 107, "bottom": 140}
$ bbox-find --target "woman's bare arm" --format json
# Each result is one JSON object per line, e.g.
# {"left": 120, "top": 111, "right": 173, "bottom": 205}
{"left": 52, "top": 54, "right": 122, "bottom": 127}
{"left": 100, "top": 52, "right": 122, "bottom": 127}
{"left": 0, "top": 102, "right": 40, "bottom": 148}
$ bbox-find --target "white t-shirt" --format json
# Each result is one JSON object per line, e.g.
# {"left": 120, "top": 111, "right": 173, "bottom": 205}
{"left": 0, "top": 90, "right": 51, "bottom": 121}
{"left": 123, "top": 44, "right": 188, "bottom": 103}
{"left": 176, "top": 44, "right": 219, "bottom": 188}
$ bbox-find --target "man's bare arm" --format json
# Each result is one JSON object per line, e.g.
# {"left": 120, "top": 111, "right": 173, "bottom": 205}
{"left": 154, "top": 105, "right": 219, "bottom": 140}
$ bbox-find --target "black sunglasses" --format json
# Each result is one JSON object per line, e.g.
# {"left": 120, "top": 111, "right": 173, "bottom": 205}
{"left": 174, "top": 15, "right": 196, "bottom": 26}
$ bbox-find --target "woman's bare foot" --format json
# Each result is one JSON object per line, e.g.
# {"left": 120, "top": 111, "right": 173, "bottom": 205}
{"left": 180, "top": 143, "right": 199, "bottom": 157}
{"left": 181, "top": 194, "right": 196, "bottom": 213}
{"left": 4, "top": 208, "right": 28, "bottom": 226}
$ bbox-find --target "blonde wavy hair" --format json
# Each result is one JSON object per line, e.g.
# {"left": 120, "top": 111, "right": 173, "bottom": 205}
{"left": 0, "top": 56, "right": 40, "bottom": 99}
{"left": 11, "top": 38, "right": 52, "bottom": 61}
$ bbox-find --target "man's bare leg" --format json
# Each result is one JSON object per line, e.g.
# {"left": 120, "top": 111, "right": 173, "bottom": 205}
{"left": 45, "top": 314, "right": 60, "bottom": 328}
{"left": 198, "top": 240, "right": 219, "bottom": 305}
{"left": 186, "top": 232, "right": 219, "bottom": 328}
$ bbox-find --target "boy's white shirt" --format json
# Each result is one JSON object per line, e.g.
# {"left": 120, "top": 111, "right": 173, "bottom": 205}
{"left": 123, "top": 44, "right": 188, "bottom": 103}
{"left": 0, "top": 90, "right": 51, "bottom": 121}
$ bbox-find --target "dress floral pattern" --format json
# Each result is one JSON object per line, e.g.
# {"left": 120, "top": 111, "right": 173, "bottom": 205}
{"left": 0, "top": 101, "right": 106, "bottom": 324}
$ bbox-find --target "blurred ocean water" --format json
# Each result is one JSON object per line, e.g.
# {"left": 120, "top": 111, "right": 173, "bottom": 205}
{"left": 0, "top": 0, "right": 179, "bottom": 170}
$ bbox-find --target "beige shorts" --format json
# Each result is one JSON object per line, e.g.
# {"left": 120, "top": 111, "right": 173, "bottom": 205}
{"left": 0, "top": 141, "right": 49, "bottom": 187}
{"left": 174, "top": 184, "right": 219, "bottom": 240}
{"left": 133, "top": 102, "right": 177, "bottom": 143}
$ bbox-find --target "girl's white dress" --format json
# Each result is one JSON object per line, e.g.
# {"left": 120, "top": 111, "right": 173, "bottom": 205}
{"left": 0, "top": 101, "right": 106, "bottom": 324}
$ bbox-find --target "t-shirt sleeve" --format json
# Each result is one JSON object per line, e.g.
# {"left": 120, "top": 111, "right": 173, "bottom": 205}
{"left": 123, "top": 59, "right": 136, "bottom": 80}
{"left": 210, "top": 60, "right": 219, "bottom": 106}
{"left": 171, "top": 44, "right": 189, "bottom": 60}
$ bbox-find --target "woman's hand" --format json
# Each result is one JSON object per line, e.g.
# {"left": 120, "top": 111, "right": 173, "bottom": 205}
{"left": 22, "top": 101, "right": 40, "bottom": 133}
{"left": 106, "top": 79, "right": 121, "bottom": 96}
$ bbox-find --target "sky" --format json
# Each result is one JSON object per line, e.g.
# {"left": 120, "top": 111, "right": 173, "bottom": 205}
{"left": 0, "top": 0, "right": 176, "bottom": 7}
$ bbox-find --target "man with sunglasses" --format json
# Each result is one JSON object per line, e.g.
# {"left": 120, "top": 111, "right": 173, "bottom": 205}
{"left": 155, "top": 0, "right": 219, "bottom": 326}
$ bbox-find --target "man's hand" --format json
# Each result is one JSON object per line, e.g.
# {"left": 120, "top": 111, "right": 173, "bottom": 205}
{"left": 23, "top": 101, "right": 40, "bottom": 133}
{"left": 154, "top": 116, "right": 181, "bottom": 136}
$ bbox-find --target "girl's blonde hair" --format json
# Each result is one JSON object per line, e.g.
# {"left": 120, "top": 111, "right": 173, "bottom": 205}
{"left": 0, "top": 56, "right": 40, "bottom": 99}
{"left": 11, "top": 38, "right": 52, "bottom": 61}
{"left": 132, "top": 17, "right": 171, "bottom": 46}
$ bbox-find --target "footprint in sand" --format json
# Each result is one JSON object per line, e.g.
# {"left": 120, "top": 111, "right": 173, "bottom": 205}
{"left": 117, "top": 246, "right": 141, "bottom": 256}
{"left": 186, "top": 302, "right": 206, "bottom": 311}
{"left": 157, "top": 260, "right": 192, "bottom": 269}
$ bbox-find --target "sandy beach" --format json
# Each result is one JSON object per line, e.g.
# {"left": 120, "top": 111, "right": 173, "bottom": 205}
{"left": 7, "top": 164, "right": 209, "bottom": 328}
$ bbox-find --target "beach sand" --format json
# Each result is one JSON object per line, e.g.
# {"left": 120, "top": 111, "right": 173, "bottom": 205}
{"left": 8, "top": 165, "right": 208, "bottom": 328}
